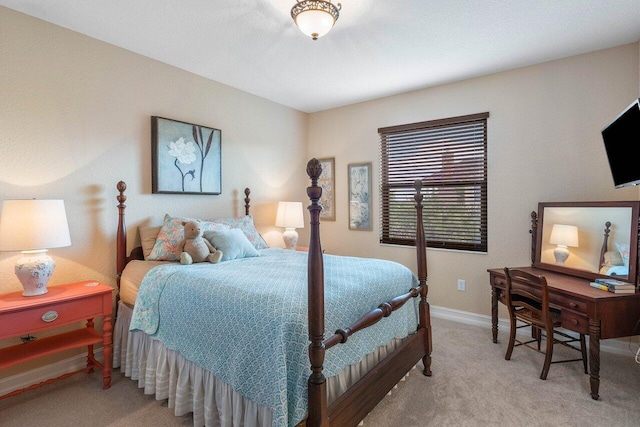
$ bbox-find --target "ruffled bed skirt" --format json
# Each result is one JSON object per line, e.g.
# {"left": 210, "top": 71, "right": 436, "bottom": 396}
{"left": 113, "top": 301, "right": 405, "bottom": 427}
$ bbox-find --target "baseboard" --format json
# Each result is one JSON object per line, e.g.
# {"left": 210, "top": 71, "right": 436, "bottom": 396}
{"left": 0, "top": 349, "right": 104, "bottom": 397}
{"left": 430, "top": 305, "right": 639, "bottom": 358}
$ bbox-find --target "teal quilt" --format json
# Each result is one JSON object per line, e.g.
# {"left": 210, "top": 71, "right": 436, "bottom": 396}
{"left": 130, "top": 248, "right": 419, "bottom": 427}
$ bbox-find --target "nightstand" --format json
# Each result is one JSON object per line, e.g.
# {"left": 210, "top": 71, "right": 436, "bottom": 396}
{"left": 0, "top": 281, "right": 114, "bottom": 399}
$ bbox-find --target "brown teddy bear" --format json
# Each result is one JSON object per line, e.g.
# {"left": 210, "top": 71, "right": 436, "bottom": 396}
{"left": 176, "top": 220, "right": 222, "bottom": 264}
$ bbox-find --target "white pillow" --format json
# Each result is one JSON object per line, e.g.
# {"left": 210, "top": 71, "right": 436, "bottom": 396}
{"left": 139, "top": 225, "right": 162, "bottom": 260}
{"left": 616, "top": 242, "right": 630, "bottom": 267}
{"left": 204, "top": 228, "right": 259, "bottom": 262}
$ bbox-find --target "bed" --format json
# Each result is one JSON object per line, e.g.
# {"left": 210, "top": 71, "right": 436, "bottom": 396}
{"left": 113, "top": 158, "right": 432, "bottom": 427}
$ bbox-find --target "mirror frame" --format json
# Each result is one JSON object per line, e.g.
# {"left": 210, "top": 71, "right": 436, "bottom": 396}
{"left": 532, "top": 201, "right": 640, "bottom": 284}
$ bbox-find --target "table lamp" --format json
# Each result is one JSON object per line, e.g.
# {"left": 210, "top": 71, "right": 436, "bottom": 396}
{"left": 275, "top": 201, "right": 304, "bottom": 250}
{"left": 549, "top": 223, "right": 579, "bottom": 265}
{"left": 0, "top": 199, "right": 71, "bottom": 296}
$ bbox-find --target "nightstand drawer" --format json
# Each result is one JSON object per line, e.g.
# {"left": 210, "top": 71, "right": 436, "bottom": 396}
{"left": 0, "top": 294, "right": 103, "bottom": 338}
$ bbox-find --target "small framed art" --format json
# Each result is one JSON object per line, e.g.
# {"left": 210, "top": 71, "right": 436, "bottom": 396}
{"left": 348, "top": 162, "right": 372, "bottom": 230}
{"left": 151, "top": 116, "right": 222, "bottom": 195}
{"left": 317, "top": 157, "right": 336, "bottom": 221}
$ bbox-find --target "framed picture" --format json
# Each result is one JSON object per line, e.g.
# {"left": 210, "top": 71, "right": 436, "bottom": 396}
{"left": 348, "top": 162, "right": 372, "bottom": 230}
{"left": 317, "top": 157, "right": 335, "bottom": 221}
{"left": 151, "top": 116, "right": 222, "bottom": 194}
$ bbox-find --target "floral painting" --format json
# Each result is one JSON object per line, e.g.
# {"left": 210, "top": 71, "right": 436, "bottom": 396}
{"left": 317, "top": 157, "right": 335, "bottom": 221}
{"left": 152, "top": 116, "right": 221, "bottom": 194}
{"left": 348, "top": 162, "right": 372, "bottom": 230}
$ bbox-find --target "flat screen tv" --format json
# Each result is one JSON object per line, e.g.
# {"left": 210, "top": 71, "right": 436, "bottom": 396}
{"left": 601, "top": 98, "right": 640, "bottom": 188}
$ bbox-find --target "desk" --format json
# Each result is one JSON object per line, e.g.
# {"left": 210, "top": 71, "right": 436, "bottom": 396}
{"left": 488, "top": 267, "right": 640, "bottom": 400}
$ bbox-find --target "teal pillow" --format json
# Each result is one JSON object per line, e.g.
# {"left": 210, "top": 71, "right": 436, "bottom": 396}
{"left": 203, "top": 228, "right": 259, "bottom": 261}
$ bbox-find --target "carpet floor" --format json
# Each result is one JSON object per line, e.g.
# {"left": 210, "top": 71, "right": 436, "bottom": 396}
{"left": 1, "top": 316, "right": 639, "bottom": 426}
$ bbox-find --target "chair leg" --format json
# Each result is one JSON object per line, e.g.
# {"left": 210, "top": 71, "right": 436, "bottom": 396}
{"left": 579, "top": 334, "right": 589, "bottom": 374}
{"left": 540, "top": 328, "right": 554, "bottom": 380}
{"left": 534, "top": 326, "right": 541, "bottom": 351}
{"left": 505, "top": 315, "right": 517, "bottom": 360}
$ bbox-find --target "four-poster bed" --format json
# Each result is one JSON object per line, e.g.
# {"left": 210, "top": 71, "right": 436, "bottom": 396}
{"left": 113, "top": 158, "right": 432, "bottom": 426}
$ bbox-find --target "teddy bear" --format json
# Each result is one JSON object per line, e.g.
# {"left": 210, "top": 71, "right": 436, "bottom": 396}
{"left": 176, "top": 220, "right": 223, "bottom": 265}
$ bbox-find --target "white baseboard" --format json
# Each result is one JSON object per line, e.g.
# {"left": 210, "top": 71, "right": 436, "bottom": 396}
{"left": 430, "top": 305, "right": 639, "bottom": 358}
{"left": 0, "top": 349, "right": 103, "bottom": 397}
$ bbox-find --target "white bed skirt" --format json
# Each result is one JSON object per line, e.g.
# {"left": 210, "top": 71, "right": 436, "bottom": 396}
{"left": 113, "top": 301, "right": 406, "bottom": 427}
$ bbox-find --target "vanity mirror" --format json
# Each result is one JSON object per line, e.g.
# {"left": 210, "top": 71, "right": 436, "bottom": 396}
{"left": 532, "top": 201, "right": 640, "bottom": 284}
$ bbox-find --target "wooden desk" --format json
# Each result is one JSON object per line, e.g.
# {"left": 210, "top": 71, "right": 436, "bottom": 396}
{"left": 488, "top": 267, "right": 640, "bottom": 400}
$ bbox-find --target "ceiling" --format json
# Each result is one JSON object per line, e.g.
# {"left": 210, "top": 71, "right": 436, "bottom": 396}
{"left": 2, "top": 0, "right": 640, "bottom": 113}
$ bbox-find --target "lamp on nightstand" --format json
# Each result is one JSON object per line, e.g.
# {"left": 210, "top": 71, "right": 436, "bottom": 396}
{"left": 549, "top": 223, "right": 579, "bottom": 265}
{"left": 275, "top": 201, "right": 304, "bottom": 250}
{"left": 0, "top": 199, "right": 71, "bottom": 296}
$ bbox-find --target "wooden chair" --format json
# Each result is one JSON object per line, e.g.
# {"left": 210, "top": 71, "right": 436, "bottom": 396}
{"left": 503, "top": 267, "right": 588, "bottom": 380}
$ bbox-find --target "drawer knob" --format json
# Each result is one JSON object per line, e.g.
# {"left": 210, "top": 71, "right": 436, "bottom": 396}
{"left": 569, "top": 303, "right": 577, "bottom": 308}
{"left": 41, "top": 311, "right": 59, "bottom": 322}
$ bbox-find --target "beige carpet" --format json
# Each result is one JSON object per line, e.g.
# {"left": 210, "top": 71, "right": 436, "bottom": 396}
{"left": 1, "top": 316, "right": 640, "bottom": 426}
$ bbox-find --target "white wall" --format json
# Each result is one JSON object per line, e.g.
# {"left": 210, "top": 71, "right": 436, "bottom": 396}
{"left": 0, "top": 7, "right": 308, "bottom": 376}
{"left": 307, "top": 43, "right": 640, "bottom": 317}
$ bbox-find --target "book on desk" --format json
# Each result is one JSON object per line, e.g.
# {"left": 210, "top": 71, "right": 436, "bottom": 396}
{"left": 589, "top": 280, "right": 636, "bottom": 293}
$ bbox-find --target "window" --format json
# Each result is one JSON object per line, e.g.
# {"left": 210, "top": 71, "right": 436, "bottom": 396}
{"left": 379, "top": 112, "right": 489, "bottom": 252}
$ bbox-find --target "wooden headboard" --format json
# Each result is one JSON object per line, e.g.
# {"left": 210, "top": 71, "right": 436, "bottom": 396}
{"left": 115, "top": 181, "right": 253, "bottom": 295}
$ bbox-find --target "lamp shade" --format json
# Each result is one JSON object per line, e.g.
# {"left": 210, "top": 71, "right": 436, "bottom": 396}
{"left": 0, "top": 199, "right": 71, "bottom": 251}
{"left": 549, "top": 224, "right": 579, "bottom": 248}
{"left": 291, "top": 0, "right": 341, "bottom": 40}
{"left": 275, "top": 201, "right": 305, "bottom": 229}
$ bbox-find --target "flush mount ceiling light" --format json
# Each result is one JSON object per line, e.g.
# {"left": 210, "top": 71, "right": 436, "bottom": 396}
{"left": 291, "top": 0, "right": 341, "bottom": 40}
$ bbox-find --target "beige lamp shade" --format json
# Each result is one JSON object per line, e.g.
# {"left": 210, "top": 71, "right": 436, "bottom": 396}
{"left": 549, "top": 224, "right": 579, "bottom": 248}
{"left": 275, "top": 201, "right": 305, "bottom": 229}
{"left": 0, "top": 199, "right": 71, "bottom": 296}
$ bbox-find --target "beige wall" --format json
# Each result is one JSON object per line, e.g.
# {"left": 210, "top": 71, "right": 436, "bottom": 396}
{"left": 1, "top": 5, "right": 640, "bottom": 378}
{"left": 307, "top": 43, "right": 640, "bottom": 317}
{"left": 0, "top": 7, "right": 308, "bottom": 376}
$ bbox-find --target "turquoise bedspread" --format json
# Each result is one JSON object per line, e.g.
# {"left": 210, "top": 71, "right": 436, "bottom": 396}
{"left": 130, "top": 248, "right": 419, "bottom": 427}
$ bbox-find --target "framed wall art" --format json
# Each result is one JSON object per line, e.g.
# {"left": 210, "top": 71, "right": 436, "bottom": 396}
{"left": 348, "top": 162, "right": 372, "bottom": 230}
{"left": 317, "top": 157, "right": 335, "bottom": 221}
{"left": 151, "top": 116, "right": 222, "bottom": 195}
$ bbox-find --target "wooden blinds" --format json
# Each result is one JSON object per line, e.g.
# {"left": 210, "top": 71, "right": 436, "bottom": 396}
{"left": 379, "top": 112, "right": 489, "bottom": 252}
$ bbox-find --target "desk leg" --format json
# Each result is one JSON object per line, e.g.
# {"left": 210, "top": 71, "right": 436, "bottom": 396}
{"left": 588, "top": 319, "right": 601, "bottom": 400}
{"left": 491, "top": 287, "right": 499, "bottom": 343}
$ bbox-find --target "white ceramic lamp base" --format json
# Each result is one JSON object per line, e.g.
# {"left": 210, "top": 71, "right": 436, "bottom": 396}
{"left": 282, "top": 228, "right": 299, "bottom": 250}
{"left": 15, "top": 250, "right": 54, "bottom": 296}
{"left": 553, "top": 245, "right": 570, "bottom": 265}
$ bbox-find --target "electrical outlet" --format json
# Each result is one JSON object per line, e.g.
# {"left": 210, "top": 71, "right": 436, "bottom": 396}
{"left": 457, "top": 279, "right": 466, "bottom": 291}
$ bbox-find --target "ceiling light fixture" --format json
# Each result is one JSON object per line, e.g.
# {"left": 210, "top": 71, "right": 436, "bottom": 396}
{"left": 291, "top": 0, "right": 341, "bottom": 40}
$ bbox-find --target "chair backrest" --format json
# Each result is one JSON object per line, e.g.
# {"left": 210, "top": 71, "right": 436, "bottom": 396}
{"left": 503, "top": 267, "right": 552, "bottom": 330}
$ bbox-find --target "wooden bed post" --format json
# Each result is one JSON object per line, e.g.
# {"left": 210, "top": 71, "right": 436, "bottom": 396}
{"left": 116, "top": 181, "right": 127, "bottom": 306}
{"left": 306, "top": 159, "right": 329, "bottom": 427}
{"left": 244, "top": 188, "right": 251, "bottom": 216}
{"left": 414, "top": 180, "right": 432, "bottom": 376}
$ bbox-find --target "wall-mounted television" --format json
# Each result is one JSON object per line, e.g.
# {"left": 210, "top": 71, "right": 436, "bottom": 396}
{"left": 601, "top": 98, "right": 640, "bottom": 188}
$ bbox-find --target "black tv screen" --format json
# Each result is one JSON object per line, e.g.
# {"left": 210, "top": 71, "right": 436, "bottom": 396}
{"left": 601, "top": 98, "right": 640, "bottom": 188}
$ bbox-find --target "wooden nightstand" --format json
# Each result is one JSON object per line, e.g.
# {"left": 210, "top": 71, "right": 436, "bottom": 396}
{"left": 0, "top": 281, "right": 114, "bottom": 399}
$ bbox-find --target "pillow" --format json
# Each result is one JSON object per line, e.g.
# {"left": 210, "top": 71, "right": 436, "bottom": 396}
{"left": 616, "top": 242, "right": 630, "bottom": 267}
{"left": 147, "top": 214, "right": 230, "bottom": 261}
{"left": 203, "top": 228, "right": 259, "bottom": 261}
{"left": 603, "top": 250, "right": 624, "bottom": 268}
{"left": 139, "top": 225, "right": 162, "bottom": 260}
{"left": 215, "top": 215, "right": 268, "bottom": 250}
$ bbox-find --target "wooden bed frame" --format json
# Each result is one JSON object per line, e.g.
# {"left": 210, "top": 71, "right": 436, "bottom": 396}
{"left": 115, "top": 158, "right": 432, "bottom": 427}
